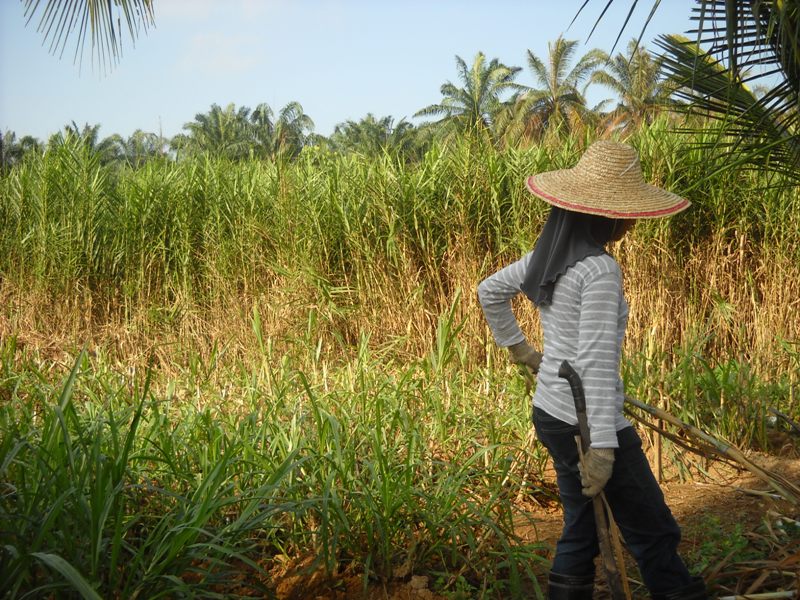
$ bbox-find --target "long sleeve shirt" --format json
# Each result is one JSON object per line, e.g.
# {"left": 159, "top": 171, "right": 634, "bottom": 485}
{"left": 477, "top": 252, "right": 630, "bottom": 448}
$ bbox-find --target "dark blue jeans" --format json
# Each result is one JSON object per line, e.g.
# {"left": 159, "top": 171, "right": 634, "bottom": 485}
{"left": 532, "top": 406, "right": 693, "bottom": 594}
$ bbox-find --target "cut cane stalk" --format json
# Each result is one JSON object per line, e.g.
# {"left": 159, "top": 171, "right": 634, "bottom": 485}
{"left": 624, "top": 395, "right": 800, "bottom": 505}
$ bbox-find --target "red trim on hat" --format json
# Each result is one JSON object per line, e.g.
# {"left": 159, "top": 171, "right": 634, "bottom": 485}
{"left": 526, "top": 177, "right": 688, "bottom": 218}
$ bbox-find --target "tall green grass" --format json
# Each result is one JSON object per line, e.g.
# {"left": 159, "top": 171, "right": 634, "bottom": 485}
{"left": 0, "top": 326, "right": 554, "bottom": 598}
{"left": 2, "top": 326, "right": 796, "bottom": 597}
{"left": 3, "top": 119, "right": 796, "bottom": 295}
{"left": 2, "top": 118, "right": 800, "bottom": 595}
{"left": 2, "top": 118, "right": 798, "bottom": 362}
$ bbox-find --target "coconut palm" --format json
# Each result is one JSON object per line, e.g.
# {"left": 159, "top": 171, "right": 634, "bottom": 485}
{"left": 415, "top": 52, "right": 522, "bottom": 140}
{"left": 590, "top": 39, "right": 669, "bottom": 130}
{"left": 22, "top": 0, "right": 154, "bottom": 70}
{"left": 510, "top": 36, "right": 606, "bottom": 140}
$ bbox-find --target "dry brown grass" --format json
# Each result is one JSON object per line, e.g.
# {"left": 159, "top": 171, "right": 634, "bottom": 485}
{"left": 3, "top": 224, "right": 798, "bottom": 381}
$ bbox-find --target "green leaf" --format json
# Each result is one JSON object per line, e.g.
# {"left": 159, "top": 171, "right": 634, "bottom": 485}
{"left": 22, "top": 0, "right": 155, "bottom": 72}
{"left": 31, "top": 552, "right": 103, "bottom": 600}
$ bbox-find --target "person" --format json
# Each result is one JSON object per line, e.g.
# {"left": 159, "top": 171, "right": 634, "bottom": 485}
{"left": 477, "top": 141, "right": 706, "bottom": 600}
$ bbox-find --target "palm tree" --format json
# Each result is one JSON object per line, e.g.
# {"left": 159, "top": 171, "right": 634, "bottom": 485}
{"left": 22, "top": 0, "right": 155, "bottom": 71}
{"left": 96, "top": 133, "right": 128, "bottom": 164}
{"left": 177, "top": 101, "right": 314, "bottom": 160}
{"left": 0, "top": 131, "right": 43, "bottom": 170}
{"left": 250, "top": 103, "right": 276, "bottom": 158}
{"left": 415, "top": 52, "right": 521, "bottom": 140}
{"left": 590, "top": 39, "right": 669, "bottom": 131}
{"left": 582, "top": 0, "right": 800, "bottom": 185}
{"left": 47, "top": 122, "right": 122, "bottom": 164}
{"left": 272, "top": 102, "right": 315, "bottom": 158}
{"left": 330, "top": 114, "right": 417, "bottom": 157}
{"left": 509, "top": 36, "right": 606, "bottom": 140}
{"left": 181, "top": 103, "right": 252, "bottom": 160}
{"left": 119, "top": 129, "right": 165, "bottom": 166}
{"left": 169, "top": 133, "right": 192, "bottom": 161}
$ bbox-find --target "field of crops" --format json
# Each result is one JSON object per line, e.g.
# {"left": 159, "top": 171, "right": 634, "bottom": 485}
{"left": 2, "top": 118, "right": 800, "bottom": 598}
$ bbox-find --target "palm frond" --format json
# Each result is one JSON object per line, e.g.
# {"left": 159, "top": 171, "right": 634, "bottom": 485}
{"left": 564, "top": 48, "right": 607, "bottom": 88}
{"left": 455, "top": 54, "right": 472, "bottom": 89}
{"left": 574, "top": 0, "right": 665, "bottom": 55}
{"left": 551, "top": 38, "right": 579, "bottom": 86}
{"left": 580, "top": 1, "right": 800, "bottom": 184}
{"left": 23, "top": 0, "right": 155, "bottom": 72}
{"left": 591, "top": 70, "right": 627, "bottom": 97}
{"left": 577, "top": 1, "right": 798, "bottom": 91}
{"left": 413, "top": 104, "right": 451, "bottom": 119}
{"left": 658, "top": 32, "right": 800, "bottom": 184}
{"left": 526, "top": 50, "right": 550, "bottom": 88}
{"left": 689, "top": 0, "right": 800, "bottom": 90}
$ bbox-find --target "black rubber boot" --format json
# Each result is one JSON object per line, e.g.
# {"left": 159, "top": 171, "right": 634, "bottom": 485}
{"left": 651, "top": 576, "right": 708, "bottom": 600}
{"left": 547, "top": 571, "right": 594, "bottom": 600}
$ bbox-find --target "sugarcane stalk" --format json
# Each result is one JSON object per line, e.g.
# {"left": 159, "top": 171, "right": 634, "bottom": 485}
{"left": 625, "top": 409, "right": 740, "bottom": 468}
{"left": 717, "top": 592, "right": 797, "bottom": 600}
{"left": 624, "top": 395, "right": 800, "bottom": 505}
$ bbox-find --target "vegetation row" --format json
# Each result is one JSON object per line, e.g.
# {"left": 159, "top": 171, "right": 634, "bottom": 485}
{"left": 1, "top": 38, "right": 687, "bottom": 168}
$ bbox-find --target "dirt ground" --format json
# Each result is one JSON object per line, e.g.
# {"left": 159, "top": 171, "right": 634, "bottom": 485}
{"left": 269, "top": 434, "right": 800, "bottom": 600}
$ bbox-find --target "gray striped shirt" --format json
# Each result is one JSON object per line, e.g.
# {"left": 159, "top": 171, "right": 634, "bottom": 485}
{"left": 477, "top": 253, "right": 630, "bottom": 448}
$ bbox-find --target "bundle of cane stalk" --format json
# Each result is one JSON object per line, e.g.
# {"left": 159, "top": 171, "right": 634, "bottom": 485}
{"left": 623, "top": 396, "right": 800, "bottom": 506}
{"left": 624, "top": 396, "right": 800, "bottom": 599}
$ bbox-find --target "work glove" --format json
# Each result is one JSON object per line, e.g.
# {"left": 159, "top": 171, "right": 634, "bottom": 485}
{"left": 507, "top": 340, "right": 542, "bottom": 374}
{"left": 578, "top": 447, "right": 615, "bottom": 497}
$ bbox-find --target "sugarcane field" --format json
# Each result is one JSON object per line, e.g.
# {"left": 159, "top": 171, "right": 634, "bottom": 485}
{"left": 2, "top": 1, "right": 800, "bottom": 599}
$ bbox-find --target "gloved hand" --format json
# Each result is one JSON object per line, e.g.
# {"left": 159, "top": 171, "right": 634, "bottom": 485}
{"left": 578, "top": 447, "right": 615, "bottom": 497}
{"left": 507, "top": 340, "right": 542, "bottom": 374}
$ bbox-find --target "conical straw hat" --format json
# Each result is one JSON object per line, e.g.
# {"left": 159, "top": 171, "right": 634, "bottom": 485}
{"left": 525, "top": 141, "right": 690, "bottom": 219}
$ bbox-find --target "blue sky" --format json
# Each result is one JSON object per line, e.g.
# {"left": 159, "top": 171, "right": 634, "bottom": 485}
{"left": 0, "top": 0, "right": 696, "bottom": 141}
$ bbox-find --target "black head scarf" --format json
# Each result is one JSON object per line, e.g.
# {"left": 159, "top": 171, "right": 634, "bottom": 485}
{"left": 520, "top": 207, "right": 612, "bottom": 306}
